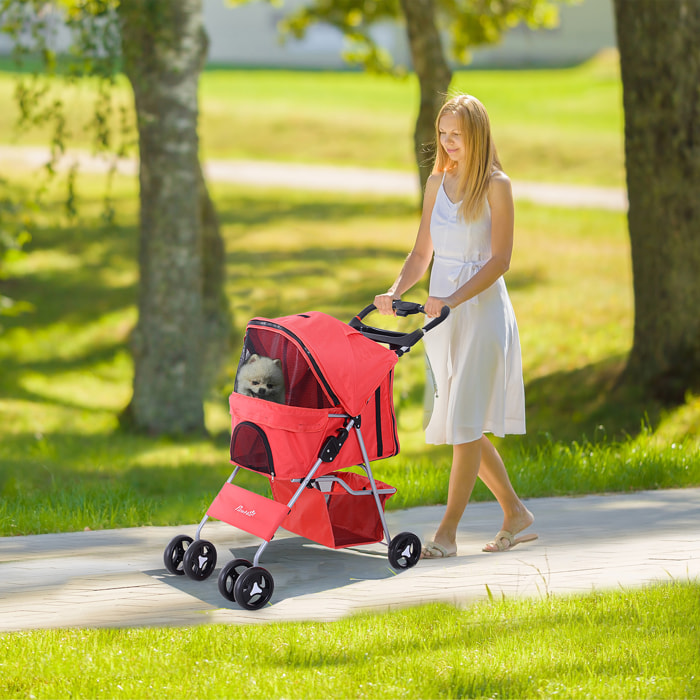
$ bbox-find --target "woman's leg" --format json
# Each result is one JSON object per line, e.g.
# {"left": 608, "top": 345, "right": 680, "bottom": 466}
{"left": 428, "top": 438, "right": 482, "bottom": 553}
{"left": 477, "top": 435, "right": 534, "bottom": 546}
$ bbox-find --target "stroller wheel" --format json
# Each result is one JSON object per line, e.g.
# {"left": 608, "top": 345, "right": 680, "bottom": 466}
{"left": 233, "top": 566, "right": 274, "bottom": 610}
{"left": 163, "top": 535, "right": 193, "bottom": 575}
{"left": 388, "top": 532, "right": 422, "bottom": 570}
{"left": 217, "top": 558, "right": 253, "bottom": 602}
{"left": 182, "top": 539, "right": 218, "bottom": 581}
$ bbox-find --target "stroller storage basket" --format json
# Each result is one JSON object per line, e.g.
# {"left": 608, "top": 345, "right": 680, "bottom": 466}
{"left": 270, "top": 471, "right": 395, "bottom": 549}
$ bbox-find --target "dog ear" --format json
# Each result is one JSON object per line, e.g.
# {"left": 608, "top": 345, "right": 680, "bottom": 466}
{"left": 247, "top": 354, "right": 260, "bottom": 363}
{"left": 273, "top": 359, "right": 282, "bottom": 367}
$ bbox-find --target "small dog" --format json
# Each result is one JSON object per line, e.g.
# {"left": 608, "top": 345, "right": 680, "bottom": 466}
{"left": 235, "top": 354, "right": 286, "bottom": 404}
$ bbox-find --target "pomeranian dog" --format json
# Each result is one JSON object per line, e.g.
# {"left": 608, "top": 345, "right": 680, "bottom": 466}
{"left": 235, "top": 354, "right": 286, "bottom": 404}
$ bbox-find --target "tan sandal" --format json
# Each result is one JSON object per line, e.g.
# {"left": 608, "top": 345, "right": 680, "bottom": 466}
{"left": 421, "top": 540, "right": 457, "bottom": 559}
{"left": 483, "top": 529, "right": 538, "bottom": 552}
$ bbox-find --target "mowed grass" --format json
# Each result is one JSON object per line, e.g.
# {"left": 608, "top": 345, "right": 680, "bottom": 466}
{"left": 0, "top": 63, "right": 697, "bottom": 700}
{"left": 1, "top": 582, "right": 698, "bottom": 699}
{"left": 0, "top": 169, "right": 698, "bottom": 537}
{"left": 0, "top": 51, "right": 624, "bottom": 186}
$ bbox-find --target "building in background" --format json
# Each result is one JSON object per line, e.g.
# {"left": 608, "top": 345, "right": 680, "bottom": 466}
{"left": 203, "top": 0, "right": 616, "bottom": 69}
{"left": 0, "top": 0, "right": 616, "bottom": 69}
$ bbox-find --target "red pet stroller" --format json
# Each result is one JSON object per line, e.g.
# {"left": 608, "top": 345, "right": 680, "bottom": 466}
{"left": 163, "top": 301, "right": 448, "bottom": 610}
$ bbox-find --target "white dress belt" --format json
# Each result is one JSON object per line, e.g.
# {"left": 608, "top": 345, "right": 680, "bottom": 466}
{"left": 433, "top": 255, "right": 486, "bottom": 306}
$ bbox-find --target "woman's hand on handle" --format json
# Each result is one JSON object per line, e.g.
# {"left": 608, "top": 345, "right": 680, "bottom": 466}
{"left": 424, "top": 295, "right": 452, "bottom": 318}
{"left": 374, "top": 293, "right": 399, "bottom": 316}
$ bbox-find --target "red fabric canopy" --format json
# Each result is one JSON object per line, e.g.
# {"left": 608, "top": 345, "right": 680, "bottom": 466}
{"left": 249, "top": 311, "right": 398, "bottom": 417}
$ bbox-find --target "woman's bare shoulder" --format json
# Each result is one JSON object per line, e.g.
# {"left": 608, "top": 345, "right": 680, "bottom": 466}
{"left": 422, "top": 172, "right": 443, "bottom": 205}
{"left": 425, "top": 172, "right": 443, "bottom": 191}
{"left": 490, "top": 169, "right": 511, "bottom": 187}
{"left": 488, "top": 170, "right": 512, "bottom": 198}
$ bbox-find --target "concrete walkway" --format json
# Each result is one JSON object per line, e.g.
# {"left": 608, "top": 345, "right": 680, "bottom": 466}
{"left": 1, "top": 487, "right": 697, "bottom": 632}
{"left": 0, "top": 145, "right": 628, "bottom": 211}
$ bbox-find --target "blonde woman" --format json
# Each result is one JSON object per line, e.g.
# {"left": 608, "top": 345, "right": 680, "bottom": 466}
{"left": 374, "top": 94, "right": 537, "bottom": 556}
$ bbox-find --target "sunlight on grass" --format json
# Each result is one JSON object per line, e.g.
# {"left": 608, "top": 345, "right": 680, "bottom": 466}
{"left": 0, "top": 167, "right": 698, "bottom": 535}
{"left": 0, "top": 582, "right": 697, "bottom": 699}
{"left": 1, "top": 55, "right": 623, "bottom": 185}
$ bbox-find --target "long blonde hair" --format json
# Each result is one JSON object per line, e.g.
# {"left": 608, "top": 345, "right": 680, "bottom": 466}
{"left": 432, "top": 94, "right": 502, "bottom": 222}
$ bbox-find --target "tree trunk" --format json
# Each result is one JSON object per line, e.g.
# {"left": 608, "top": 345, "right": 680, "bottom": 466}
{"left": 119, "top": 0, "right": 210, "bottom": 434}
{"left": 613, "top": 0, "right": 700, "bottom": 402}
{"left": 398, "top": 0, "right": 452, "bottom": 198}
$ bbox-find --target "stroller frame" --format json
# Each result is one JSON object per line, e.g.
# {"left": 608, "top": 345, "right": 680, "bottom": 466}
{"left": 163, "top": 301, "right": 449, "bottom": 610}
{"left": 194, "top": 413, "right": 396, "bottom": 569}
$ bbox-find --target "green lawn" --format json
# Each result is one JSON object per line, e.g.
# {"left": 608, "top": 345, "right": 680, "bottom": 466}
{"left": 0, "top": 52, "right": 624, "bottom": 186}
{"left": 0, "top": 173, "right": 698, "bottom": 537}
{"left": 0, "top": 57, "right": 700, "bottom": 698}
{"left": 1, "top": 62, "right": 698, "bottom": 700}
{"left": 1, "top": 582, "right": 698, "bottom": 699}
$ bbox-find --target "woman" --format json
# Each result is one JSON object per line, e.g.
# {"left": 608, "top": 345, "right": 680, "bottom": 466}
{"left": 374, "top": 94, "right": 537, "bottom": 556}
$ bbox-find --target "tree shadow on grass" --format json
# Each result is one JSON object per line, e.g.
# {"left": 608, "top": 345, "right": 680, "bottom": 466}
{"left": 520, "top": 355, "right": 663, "bottom": 445}
{"left": 213, "top": 190, "right": 419, "bottom": 228}
{"left": 393, "top": 354, "right": 665, "bottom": 467}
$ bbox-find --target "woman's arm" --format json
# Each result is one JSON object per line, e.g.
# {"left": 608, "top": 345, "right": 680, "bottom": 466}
{"left": 424, "top": 172, "right": 514, "bottom": 316}
{"left": 374, "top": 174, "right": 440, "bottom": 314}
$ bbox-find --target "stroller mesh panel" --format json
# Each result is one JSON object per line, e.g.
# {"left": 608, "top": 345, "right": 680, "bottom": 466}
{"left": 230, "top": 421, "right": 274, "bottom": 475}
{"left": 234, "top": 327, "right": 334, "bottom": 409}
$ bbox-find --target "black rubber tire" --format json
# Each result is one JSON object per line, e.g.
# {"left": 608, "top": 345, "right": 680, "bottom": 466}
{"left": 233, "top": 566, "right": 275, "bottom": 610}
{"left": 163, "top": 534, "right": 193, "bottom": 576}
{"left": 388, "top": 532, "right": 422, "bottom": 570}
{"left": 217, "top": 558, "right": 253, "bottom": 602}
{"left": 182, "top": 539, "right": 218, "bottom": 581}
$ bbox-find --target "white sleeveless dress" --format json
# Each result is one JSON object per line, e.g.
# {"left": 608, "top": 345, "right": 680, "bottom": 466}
{"left": 422, "top": 175, "right": 526, "bottom": 445}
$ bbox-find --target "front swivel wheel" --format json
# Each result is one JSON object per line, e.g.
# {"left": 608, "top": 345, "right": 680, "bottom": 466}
{"left": 388, "top": 532, "right": 421, "bottom": 570}
{"left": 163, "top": 535, "right": 193, "bottom": 575}
{"left": 217, "top": 558, "right": 253, "bottom": 602}
{"left": 233, "top": 566, "right": 274, "bottom": 610}
{"left": 182, "top": 539, "right": 217, "bottom": 581}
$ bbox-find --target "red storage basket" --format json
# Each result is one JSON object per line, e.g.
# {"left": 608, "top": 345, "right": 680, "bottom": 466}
{"left": 270, "top": 472, "right": 395, "bottom": 549}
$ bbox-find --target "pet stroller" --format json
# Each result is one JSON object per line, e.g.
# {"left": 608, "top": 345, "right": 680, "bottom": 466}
{"left": 163, "top": 301, "right": 449, "bottom": 610}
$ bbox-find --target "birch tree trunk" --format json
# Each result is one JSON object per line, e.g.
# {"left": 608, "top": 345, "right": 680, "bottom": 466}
{"left": 119, "top": 0, "right": 209, "bottom": 434}
{"left": 613, "top": 0, "right": 700, "bottom": 402}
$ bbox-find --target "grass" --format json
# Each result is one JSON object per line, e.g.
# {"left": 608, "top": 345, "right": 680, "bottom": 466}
{"left": 0, "top": 63, "right": 697, "bottom": 700}
{"left": 0, "top": 171, "right": 698, "bottom": 537}
{"left": 1, "top": 581, "right": 698, "bottom": 699}
{"left": 0, "top": 51, "right": 624, "bottom": 186}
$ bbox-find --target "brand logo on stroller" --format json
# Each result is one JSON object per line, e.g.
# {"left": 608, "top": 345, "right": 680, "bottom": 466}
{"left": 235, "top": 505, "right": 256, "bottom": 517}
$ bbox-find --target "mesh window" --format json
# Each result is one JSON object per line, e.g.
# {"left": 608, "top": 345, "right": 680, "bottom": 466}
{"left": 230, "top": 422, "right": 274, "bottom": 475}
{"left": 234, "top": 327, "right": 334, "bottom": 409}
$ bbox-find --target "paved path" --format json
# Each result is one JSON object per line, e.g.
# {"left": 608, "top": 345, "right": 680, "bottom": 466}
{"left": 1, "top": 487, "right": 697, "bottom": 632}
{"left": 0, "top": 145, "right": 628, "bottom": 210}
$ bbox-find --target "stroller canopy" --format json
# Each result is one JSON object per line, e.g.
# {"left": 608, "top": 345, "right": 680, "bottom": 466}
{"left": 244, "top": 311, "right": 398, "bottom": 417}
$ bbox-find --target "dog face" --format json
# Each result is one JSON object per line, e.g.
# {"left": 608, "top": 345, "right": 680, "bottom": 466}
{"left": 235, "top": 354, "right": 286, "bottom": 404}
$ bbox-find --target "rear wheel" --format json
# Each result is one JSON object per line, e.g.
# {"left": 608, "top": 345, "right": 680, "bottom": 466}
{"left": 233, "top": 566, "right": 274, "bottom": 610}
{"left": 217, "top": 558, "right": 253, "bottom": 602}
{"left": 163, "top": 535, "right": 193, "bottom": 575}
{"left": 182, "top": 539, "right": 217, "bottom": 581}
{"left": 388, "top": 532, "right": 421, "bottom": 570}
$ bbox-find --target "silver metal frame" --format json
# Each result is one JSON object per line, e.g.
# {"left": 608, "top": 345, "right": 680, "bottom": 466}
{"left": 194, "top": 413, "right": 396, "bottom": 567}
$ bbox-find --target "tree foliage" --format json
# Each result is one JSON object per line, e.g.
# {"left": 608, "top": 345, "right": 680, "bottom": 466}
{"left": 277, "top": 0, "right": 562, "bottom": 192}
{"left": 0, "top": 183, "right": 34, "bottom": 325}
{"left": 281, "top": 0, "right": 560, "bottom": 73}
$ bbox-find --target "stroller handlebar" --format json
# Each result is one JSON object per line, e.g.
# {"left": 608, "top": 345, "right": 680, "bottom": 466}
{"left": 349, "top": 301, "right": 450, "bottom": 351}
